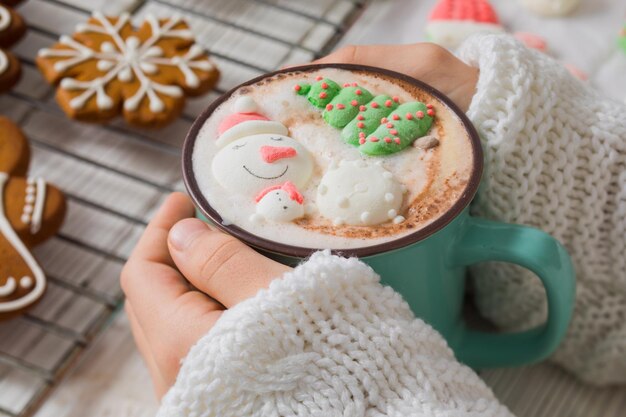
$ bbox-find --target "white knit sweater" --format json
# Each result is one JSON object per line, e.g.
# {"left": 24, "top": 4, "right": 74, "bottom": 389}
{"left": 459, "top": 34, "right": 626, "bottom": 385}
{"left": 158, "top": 251, "right": 513, "bottom": 417}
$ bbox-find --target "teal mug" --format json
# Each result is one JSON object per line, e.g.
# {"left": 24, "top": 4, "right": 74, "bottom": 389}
{"left": 183, "top": 64, "right": 576, "bottom": 369}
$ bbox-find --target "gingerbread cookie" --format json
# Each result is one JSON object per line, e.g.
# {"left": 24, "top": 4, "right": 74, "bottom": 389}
{"left": 36, "top": 12, "right": 220, "bottom": 127}
{"left": 0, "top": 0, "right": 26, "bottom": 93}
{"left": 0, "top": 116, "right": 66, "bottom": 318}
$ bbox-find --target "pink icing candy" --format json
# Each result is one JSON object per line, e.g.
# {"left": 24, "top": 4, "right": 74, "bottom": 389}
{"left": 260, "top": 145, "right": 297, "bottom": 163}
{"left": 218, "top": 113, "right": 268, "bottom": 135}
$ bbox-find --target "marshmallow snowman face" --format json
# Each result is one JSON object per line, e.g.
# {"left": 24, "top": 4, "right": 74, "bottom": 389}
{"left": 212, "top": 133, "right": 314, "bottom": 196}
{"left": 255, "top": 189, "right": 305, "bottom": 222}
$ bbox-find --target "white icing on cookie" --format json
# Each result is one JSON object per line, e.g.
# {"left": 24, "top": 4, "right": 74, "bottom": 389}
{"left": 20, "top": 276, "right": 33, "bottom": 289}
{"left": 21, "top": 177, "right": 46, "bottom": 234}
{"left": 0, "top": 173, "right": 46, "bottom": 312}
{"left": 316, "top": 160, "right": 405, "bottom": 226}
{"left": 0, "top": 277, "right": 16, "bottom": 297}
{"left": 37, "top": 13, "right": 214, "bottom": 112}
{"left": 212, "top": 133, "right": 313, "bottom": 196}
{"left": 0, "top": 5, "right": 11, "bottom": 32}
{"left": 0, "top": 49, "right": 8, "bottom": 75}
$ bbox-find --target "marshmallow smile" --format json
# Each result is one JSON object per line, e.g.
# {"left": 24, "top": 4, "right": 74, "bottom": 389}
{"left": 243, "top": 165, "right": 289, "bottom": 180}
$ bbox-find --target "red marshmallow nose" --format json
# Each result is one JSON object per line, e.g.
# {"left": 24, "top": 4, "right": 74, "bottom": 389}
{"left": 260, "top": 146, "right": 297, "bottom": 163}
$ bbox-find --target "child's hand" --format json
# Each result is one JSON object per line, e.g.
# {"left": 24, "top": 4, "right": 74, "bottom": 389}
{"left": 314, "top": 43, "right": 478, "bottom": 112}
{"left": 121, "top": 193, "right": 291, "bottom": 398}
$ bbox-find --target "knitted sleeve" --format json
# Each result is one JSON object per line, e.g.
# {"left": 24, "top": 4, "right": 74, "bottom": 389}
{"left": 458, "top": 34, "right": 626, "bottom": 385}
{"left": 157, "top": 251, "right": 513, "bottom": 417}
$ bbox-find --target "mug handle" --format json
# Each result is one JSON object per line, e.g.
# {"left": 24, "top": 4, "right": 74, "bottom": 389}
{"left": 451, "top": 216, "right": 576, "bottom": 369}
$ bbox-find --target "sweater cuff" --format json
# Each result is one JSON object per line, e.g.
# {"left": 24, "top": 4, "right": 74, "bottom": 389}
{"left": 458, "top": 33, "right": 573, "bottom": 147}
{"left": 157, "top": 251, "right": 511, "bottom": 417}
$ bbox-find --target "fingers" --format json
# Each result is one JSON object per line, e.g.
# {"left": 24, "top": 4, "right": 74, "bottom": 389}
{"left": 130, "top": 192, "right": 195, "bottom": 267}
{"left": 313, "top": 44, "right": 385, "bottom": 66}
{"left": 168, "top": 218, "right": 291, "bottom": 308}
{"left": 121, "top": 193, "right": 194, "bottom": 316}
{"left": 125, "top": 302, "right": 169, "bottom": 399}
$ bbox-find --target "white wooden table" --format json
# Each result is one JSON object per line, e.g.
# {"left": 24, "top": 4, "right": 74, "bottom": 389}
{"left": 1, "top": 1, "right": 625, "bottom": 416}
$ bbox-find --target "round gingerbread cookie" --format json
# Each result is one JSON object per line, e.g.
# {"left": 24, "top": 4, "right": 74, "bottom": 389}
{"left": 36, "top": 12, "right": 220, "bottom": 128}
{"left": 0, "top": 117, "right": 67, "bottom": 319}
{"left": 0, "top": 1, "right": 26, "bottom": 93}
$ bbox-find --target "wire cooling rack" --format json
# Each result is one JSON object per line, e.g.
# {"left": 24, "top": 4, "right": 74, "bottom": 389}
{"left": 0, "top": 0, "right": 367, "bottom": 415}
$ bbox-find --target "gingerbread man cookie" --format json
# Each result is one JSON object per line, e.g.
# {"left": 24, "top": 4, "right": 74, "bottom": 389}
{"left": 0, "top": 117, "right": 66, "bottom": 318}
{"left": 36, "top": 12, "right": 220, "bottom": 127}
{"left": 0, "top": 0, "right": 26, "bottom": 93}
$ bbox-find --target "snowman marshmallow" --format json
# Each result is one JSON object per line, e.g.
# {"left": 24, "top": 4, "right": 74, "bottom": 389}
{"left": 252, "top": 181, "right": 305, "bottom": 223}
{"left": 211, "top": 96, "right": 314, "bottom": 220}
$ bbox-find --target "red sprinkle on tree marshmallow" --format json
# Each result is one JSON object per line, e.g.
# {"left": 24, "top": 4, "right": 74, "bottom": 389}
{"left": 390, "top": 129, "right": 398, "bottom": 135}
{"left": 326, "top": 104, "right": 333, "bottom": 111}
{"left": 427, "top": 109, "right": 435, "bottom": 116}
{"left": 359, "top": 105, "right": 367, "bottom": 111}
{"left": 321, "top": 82, "right": 328, "bottom": 89}
{"left": 406, "top": 113, "right": 413, "bottom": 120}
{"left": 370, "top": 137, "right": 379, "bottom": 142}
{"left": 381, "top": 117, "right": 388, "bottom": 123}
{"left": 351, "top": 100, "right": 358, "bottom": 106}
{"left": 343, "top": 83, "right": 350, "bottom": 87}
{"left": 392, "top": 114, "right": 400, "bottom": 120}
{"left": 355, "top": 89, "right": 362, "bottom": 95}
{"left": 316, "top": 76, "right": 323, "bottom": 81}
{"left": 416, "top": 111, "right": 424, "bottom": 119}
{"left": 426, "top": 104, "right": 434, "bottom": 109}
{"left": 371, "top": 102, "right": 379, "bottom": 108}
{"left": 319, "top": 92, "right": 327, "bottom": 99}
{"left": 359, "top": 138, "right": 366, "bottom": 144}
{"left": 394, "top": 137, "right": 401, "bottom": 144}
{"left": 385, "top": 100, "right": 392, "bottom": 107}
{"left": 386, "top": 123, "right": 393, "bottom": 128}
{"left": 384, "top": 137, "right": 392, "bottom": 143}
{"left": 294, "top": 84, "right": 301, "bottom": 92}
{"left": 357, "top": 122, "right": 365, "bottom": 128}
{"left": 393, "top": 96, "right": 399, "bottom": 103}
{"left": 337, "top": 103, "right": 345, "bottom": 109}
{"left": 357, "top": 114, "right": 364, "bottom": 120}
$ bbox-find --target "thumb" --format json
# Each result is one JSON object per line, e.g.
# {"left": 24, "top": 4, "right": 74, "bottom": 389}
{"left": 168, "top": 218, "right": 291, "bottom": 308}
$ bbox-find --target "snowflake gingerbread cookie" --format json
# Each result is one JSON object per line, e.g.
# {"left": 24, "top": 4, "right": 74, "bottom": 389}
{"left": 0, "top": 117, "right": 66, "bottom": 318}
{"left": 36, "top": 12, "right": 219, "bottom": 127}
{"left": 0, "top": 0, "right": 26, "bottom": 93}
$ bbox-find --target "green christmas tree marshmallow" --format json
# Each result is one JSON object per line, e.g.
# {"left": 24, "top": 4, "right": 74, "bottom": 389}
{"left": 295, "top": 77, "right": 436, "bottom": 156}
{"left": 294, "top": 77, "right": 341, "bottom": 108}
{"left": 322, "top": 84, "right": 374, "bottom": 128}
{"left": 341, "top": 95, "right": 399, "bottom": 146}
{"left": 359, "top": 102, "right": 434, "bottom": 156}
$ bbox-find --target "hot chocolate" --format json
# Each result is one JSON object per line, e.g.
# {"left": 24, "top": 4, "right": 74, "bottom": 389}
{"left": 187, "top": 66, "right": 476, "bottom": 250}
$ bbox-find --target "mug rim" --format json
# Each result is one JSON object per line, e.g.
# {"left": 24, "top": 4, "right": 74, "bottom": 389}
{"left": 182, "top": 63, "right": 483, "bottom": 258}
